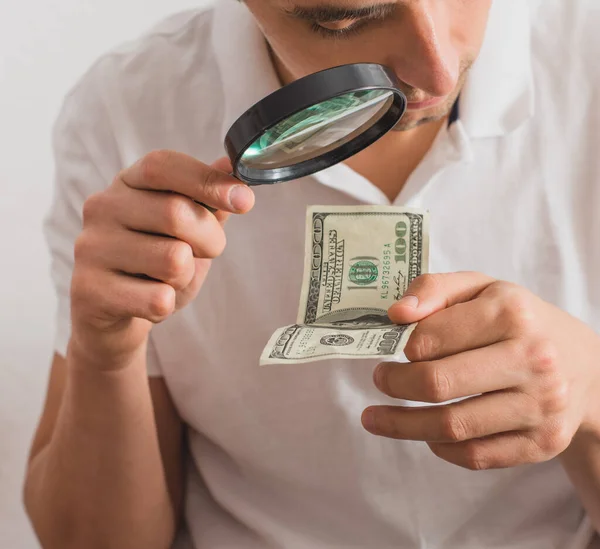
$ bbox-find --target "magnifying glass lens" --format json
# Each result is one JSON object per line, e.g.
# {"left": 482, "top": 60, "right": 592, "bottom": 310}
{"left": 240, "top": 89, "right": 394, "bottom": 170}
{"left": 225, "top": 64, "right": 407, "bottom": 184}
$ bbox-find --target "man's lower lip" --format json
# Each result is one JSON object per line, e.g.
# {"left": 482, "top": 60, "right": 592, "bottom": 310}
{"left": 406, "top": 96, "right": 447, "bottom": 111}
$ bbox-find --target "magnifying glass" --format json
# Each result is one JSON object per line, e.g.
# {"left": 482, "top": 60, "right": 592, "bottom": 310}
{"left": 224, "top": 63, "right": 407, "bottom": 185}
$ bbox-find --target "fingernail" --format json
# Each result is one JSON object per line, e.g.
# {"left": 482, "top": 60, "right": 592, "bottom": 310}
{"left": 228, "top": 185, "right": 253, "bottom": 212}
{"left": 362, "top": 408, "right": 376, "bottom": 432}
{"left": 396, "top": 295, "right": 419, "bottom": 308}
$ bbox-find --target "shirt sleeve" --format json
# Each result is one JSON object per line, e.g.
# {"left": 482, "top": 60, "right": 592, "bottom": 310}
{"left": 43, "top": 72, "right": 163, "bottom": 377}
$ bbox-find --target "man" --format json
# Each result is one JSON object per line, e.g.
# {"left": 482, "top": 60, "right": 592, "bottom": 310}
{"left": 23, "top": 0, "right": 600, "bottom": 548}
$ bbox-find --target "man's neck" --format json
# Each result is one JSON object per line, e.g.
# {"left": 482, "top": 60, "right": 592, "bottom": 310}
{"left": 269, "top": 44, "right": 448, "bottom": 203}
{"left": 344, "top": 119, "right": 446, "bottom": 203}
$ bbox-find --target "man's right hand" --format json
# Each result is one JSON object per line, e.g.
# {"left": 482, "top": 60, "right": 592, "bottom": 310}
{"left": 70, "top": 149, "right": 254, "bottom": 369}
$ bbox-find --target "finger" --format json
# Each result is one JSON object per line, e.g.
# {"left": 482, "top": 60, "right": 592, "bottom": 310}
{"left": 174, "top": 257, "right": 212, "bottom": 311}
{"left": 121, "top": 150, "right": 254, "bottom": 213}
{"left": 427, "top": 432, "right": 541, "bottom": 470}
{"left": 361, "top": 389, "right": 541, "bottom": 442}
{"left": 208, "top": 157, "right": 235, "bottom": 225}
{"left": 211, "top": 156, "right": 234, "bottom": 173}
{"left": 373, "top": 340, "right": 527, "bottom": 403}
{"left": 72, "top": 267, "right": 176, "bottom": 324}
{"left": 402, "top": 295, "right": 512, "bottom": 362}
{"left": 388, "top": 272, "right": 495, "bottom": 324}
{"left": 79, "top": 228, "right": 195, "bottom": 291}
{"left": 213, "top": 209, "right": 231, "bottom": 226}
{"left": 107, "top": 186, "right": 226, "bottom": 258}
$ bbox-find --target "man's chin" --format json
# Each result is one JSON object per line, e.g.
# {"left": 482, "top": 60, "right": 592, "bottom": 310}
{"left": 391, "top": 114, "right": 445, "bottom": 131}
{"left": 391, "top": 100, "right": 456, "bottom": 132}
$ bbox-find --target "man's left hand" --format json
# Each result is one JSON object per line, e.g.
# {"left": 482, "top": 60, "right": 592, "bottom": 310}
{"left": 361, "top": 272, "right": 600, "bottom": 470}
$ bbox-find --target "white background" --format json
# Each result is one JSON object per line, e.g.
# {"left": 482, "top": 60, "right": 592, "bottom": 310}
{"left": 0, "top": 0, "right": 211, "bottom": 546}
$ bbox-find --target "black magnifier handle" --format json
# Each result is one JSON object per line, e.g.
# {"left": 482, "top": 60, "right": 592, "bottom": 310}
{"left": 195, "top": 201, "right": 217, "bottom": 213}
{"left": 132, "top": 197, "right": 216, "bottom": 280}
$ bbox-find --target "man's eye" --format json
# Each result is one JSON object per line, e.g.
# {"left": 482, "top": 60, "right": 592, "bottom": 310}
{"left": 316, "top": 19, "right": 357, "bottom": 32}
{"left": 310, "top": 18, "right": 367, "bottom": 38}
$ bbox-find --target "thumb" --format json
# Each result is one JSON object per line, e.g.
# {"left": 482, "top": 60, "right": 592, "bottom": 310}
{"left": 388, "top": 272, "right": 495, "bottom": 324}
{"left": 211, "top": 155, "right": 234, "bottom": 174}
{"left": 209, "top": 156, "right": 241, "bottom": 225}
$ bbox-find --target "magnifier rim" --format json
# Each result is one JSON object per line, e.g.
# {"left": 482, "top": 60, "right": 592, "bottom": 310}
{"left": 226, "top": 62, "right": 397, "bottom": 149}
{"left": 224, "top": 63, "right": 407, "bottom": 185}
{"left": 237, "top": 86, "right": 403, "bottom": 184}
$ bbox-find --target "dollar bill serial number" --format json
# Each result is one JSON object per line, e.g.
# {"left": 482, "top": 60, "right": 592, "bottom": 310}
{"left": 381, "top": 220, "right": 408, "bottom": 300}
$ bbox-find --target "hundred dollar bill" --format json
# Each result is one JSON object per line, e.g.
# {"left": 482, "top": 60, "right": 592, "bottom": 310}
{"left": 260, "top": 205, "right": 430, "bottom": 365}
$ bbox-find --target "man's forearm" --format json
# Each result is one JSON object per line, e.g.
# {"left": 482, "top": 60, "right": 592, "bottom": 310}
{"left": 560, "top": 425, "right": 600, "bottom": 534}
{"left": 24, "top": 344, "right": 175, "bottom": 549}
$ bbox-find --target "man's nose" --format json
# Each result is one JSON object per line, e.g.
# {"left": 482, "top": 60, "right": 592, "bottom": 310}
{"left": 387, "top": 4, "right": 460, "bottom": 98}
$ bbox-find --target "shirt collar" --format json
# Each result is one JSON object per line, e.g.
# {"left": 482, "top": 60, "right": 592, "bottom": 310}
{"left": 459, "top": 0, "right": 535, "bottom": 138}
{"left": 211, "top": 0, "right": 535, "bottom": 144}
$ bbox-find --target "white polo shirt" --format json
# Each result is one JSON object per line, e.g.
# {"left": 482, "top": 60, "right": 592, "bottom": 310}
{"left": 44, "top": 0, "right": 600, "bottom": 547}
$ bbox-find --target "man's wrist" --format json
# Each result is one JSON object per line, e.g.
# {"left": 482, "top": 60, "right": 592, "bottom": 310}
{"left": 67, "top": 332, "right": 148, "bottom": 374}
